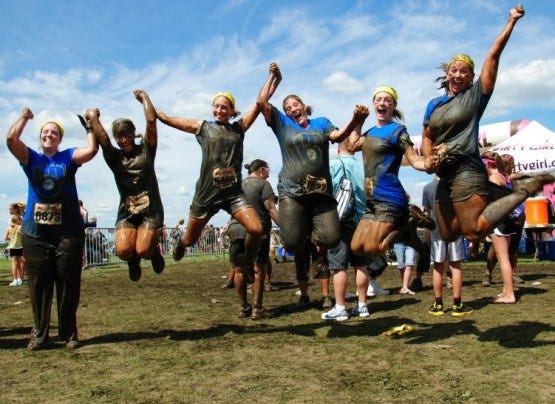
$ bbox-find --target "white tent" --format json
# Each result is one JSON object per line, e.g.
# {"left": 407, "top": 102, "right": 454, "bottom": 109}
{"left": 407, "top": 120, "right": 555, "bottom": 175}
{"left": 489, "top": 120, "right": 555, "bottom": 175}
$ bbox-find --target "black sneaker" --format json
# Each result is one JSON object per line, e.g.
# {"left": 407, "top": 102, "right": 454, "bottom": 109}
{"left": 172, "top": 241, "right": 185, "bottom": 262}
{"left": 151, "top": 249, "right": 165, "bottom": 274}
{"left": 296, "top": 295, "right": 311, "bottom": 310}
{"left": 410, "top": 277, "right": 423, "bottom": 291}
{"left": 128, "top": 257, "right": 142, "bottom": 282}
{"left": 451, "top": 303, "right": 473, "bottom": 317}
{"left": 238, "top": 304, "right": 252, "bottom": 318}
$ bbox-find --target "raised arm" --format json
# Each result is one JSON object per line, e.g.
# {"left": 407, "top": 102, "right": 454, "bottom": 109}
{"left": 481, "top": 4, "right": 525, "bottom": 94}
{"left": 240, "top": 62, "right": 282, "bottom": 132}
{"left": 257, "top": 62, "right": 282, "bottom": 124}
{"left": 6, "top": 107, "right": 33, "bottom": 165}
{"left": 72, "top": 122, "right": 99, "bottom": 165}
{"left": 134, "top": 89, "right": 158, "bottom": 147}
{"left": 156, "top": 109, "right": 202, "bottom": 135}
{"left": 329, "top": 104, "right": 369, "bottom": 143}
{"left": 85, "top": 107, "right": 116, "bottom": 156}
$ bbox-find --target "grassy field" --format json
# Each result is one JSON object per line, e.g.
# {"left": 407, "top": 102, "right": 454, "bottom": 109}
{"left": 0, "top": 255, "right": 553, "bottom": 403}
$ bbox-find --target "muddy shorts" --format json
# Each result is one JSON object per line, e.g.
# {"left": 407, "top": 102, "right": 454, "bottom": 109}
{"left": 361, "top": 199, "right": 408, "bottom": 227}
{"left": 190, "top": 192, "right": 250, "bottom": 220}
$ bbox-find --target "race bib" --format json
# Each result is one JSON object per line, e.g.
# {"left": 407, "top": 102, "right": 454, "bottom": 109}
{"left": 34, "top": 203, "right": 62, "bottom": 225}
{"left": 303, "top": 174, "right": 327, "bottom": 194}
{"left": 364, "top": 177, "right": 374, "bottom": 199}
{"left": 125, "top": 191, "right": 150, "bottom": 215}
{"left": 213, "top": 167, "right": 237, "bottom": 189}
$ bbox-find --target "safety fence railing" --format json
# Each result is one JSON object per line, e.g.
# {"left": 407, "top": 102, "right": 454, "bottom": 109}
{"left": 83, "top": 226, "right": 228, "bottom": 268}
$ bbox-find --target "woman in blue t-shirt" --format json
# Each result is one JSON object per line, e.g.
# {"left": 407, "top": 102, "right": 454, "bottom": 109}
{"left": 6, "top": 107, "right": 98, "bottom": 350}
{"left": 258, "top": 75, "right": 368, "bottom": 307}
{"left": 349, "top": 87, "right": 437, "bottom": 259}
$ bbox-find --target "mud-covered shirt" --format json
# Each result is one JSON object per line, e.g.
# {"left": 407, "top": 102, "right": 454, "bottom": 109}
{"left": 21, "top": 147, "right": 84, "bottom": 238}
{"left": 103, "top": 138, "right": 163, "bottom": 224}
{"left": 242, "top": 175, "right": 276, "bottom": 235}
{"left": 267, "top": 105, "right": 337, "bottom": 198}
{"left": 423, "top": 79, "right": 491, "bottom": 178}
{"left": 361, "top": 122, "right": 412, "bottom": 209}
{"left": 191, "top": 121, "right": 245, "bottom": 208}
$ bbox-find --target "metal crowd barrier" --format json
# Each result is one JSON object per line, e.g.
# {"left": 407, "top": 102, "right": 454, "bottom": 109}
{"left": 83, "top": 226, "right": 228, "bottom": 268}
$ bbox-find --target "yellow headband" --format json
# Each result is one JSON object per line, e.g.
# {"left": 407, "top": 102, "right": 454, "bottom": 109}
{"left": 213, "top": 92, "right": 236, "bottom": 109}
{"left": 40, "top": 121, "right": 64, "bottom": 137}
{"left": 448, "top": 54, "right": 475, "bottom": 72}
{"left": 373, "top": 86, "right": 398, "bottom": 103}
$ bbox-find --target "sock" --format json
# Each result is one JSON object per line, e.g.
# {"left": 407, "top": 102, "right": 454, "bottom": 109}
{"left": 335, "top": 304, "right": 345, "bottom": 312}
{"left": 358, "top": 302, "right": 367, "bottom": 309}
{"left": 454, "top": 298, "right": 461, "bottom": 306}
{"left": 435, "top": 297, "right": 443, "bottom": 305}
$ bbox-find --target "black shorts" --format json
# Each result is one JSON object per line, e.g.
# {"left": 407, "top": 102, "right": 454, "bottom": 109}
{"left": 9, "top": 248, "right": 23, "bottom": 257}
{"left": 116, "top": 212, "right": 163, "bottom": 231}
{"left": 228, "top": 236, "right": 270, "bottom": 265}
{"left": 229, "top": 239, "right": 245, "bottom": 266}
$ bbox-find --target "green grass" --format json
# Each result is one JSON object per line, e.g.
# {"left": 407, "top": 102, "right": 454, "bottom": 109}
{"left": 0, "top": 256, "right": 553, "bottom": 403}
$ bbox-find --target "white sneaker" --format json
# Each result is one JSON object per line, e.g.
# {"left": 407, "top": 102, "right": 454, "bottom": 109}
{"left": 366, "top": 282, "right": 376, "bottom": 297}
{"left": 370, "top": 280, "right": 389, "bottom": 296}
{"left": 321, "top": 306, "right": 349, "bottom": 321}
{"left": 352, "top": 304, "right": 370, "bottom": 317}
{"left": 9, "top": 280, "right": 17, "bottom": 286}
{"left": 16, "top": 278, "right": 23, "bottom": 286}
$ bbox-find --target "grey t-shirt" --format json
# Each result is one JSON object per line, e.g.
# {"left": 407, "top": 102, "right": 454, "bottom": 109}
{"left": 241, "top": 175, "right": 276, "bottom": 235}
{"left": 191, "top": 120, "right": 245, "bottom": 208}
{"left": 103, "top": 138, "right": 163, "bottom": 225}
{"left": 425, "top": 79, "right": 491, "bottom": 178}
{"left": 267, "top": 105, "right": 337, "bottom": 199}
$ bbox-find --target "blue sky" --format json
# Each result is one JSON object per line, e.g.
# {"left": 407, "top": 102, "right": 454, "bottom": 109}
{"left": 1, "top": 0, "right": 555, "bottom": 228}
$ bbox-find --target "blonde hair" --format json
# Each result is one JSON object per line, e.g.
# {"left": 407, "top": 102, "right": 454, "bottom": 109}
{"left": 10, "top": 214, "right": 21, "bottom": 225}
{"left": 40, "top": 121, "right": 64, "bottom": 138}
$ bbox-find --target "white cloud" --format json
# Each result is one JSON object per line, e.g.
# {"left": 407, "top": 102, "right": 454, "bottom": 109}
{"left": 323, "top": 71, "right": 364, "bottom": 94}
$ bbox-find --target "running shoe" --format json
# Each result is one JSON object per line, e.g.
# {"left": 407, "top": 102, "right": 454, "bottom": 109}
{"left": 151, "top": 249, "right": 165, "bottom": 274}
{"left": 238, "top": 304, "right": 252, "bottom": 318}
{"left": 296, "top": 295, "right": 311, "bottom": 310}
{"left": 428, "top": 302, "right": 445, "bottom": 316}
{"left": 351, "top": 304, "right": 370, "bottom": 318}
{"left": 128, "top": 257, "right": 142, "bottom": 282}
{"left": 172, "top": 241, "right": 185, "bottom": 261}
{"left": 451, "top": 303, "right": 473, "bottom": 317}
{"left": 321, "top": 306, "right": 349, "bottom": 321}
{"left": 322, "top": 295, "right": 333, "bottom": 309}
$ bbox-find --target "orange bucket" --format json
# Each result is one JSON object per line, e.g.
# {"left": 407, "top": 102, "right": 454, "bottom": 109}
{"left": 525, "top": 197, "right": 549, "bottom": 226}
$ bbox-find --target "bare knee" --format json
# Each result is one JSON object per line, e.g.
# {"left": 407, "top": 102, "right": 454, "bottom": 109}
{"left": 116, "top": 246, "right": 135, "bottom": 260}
